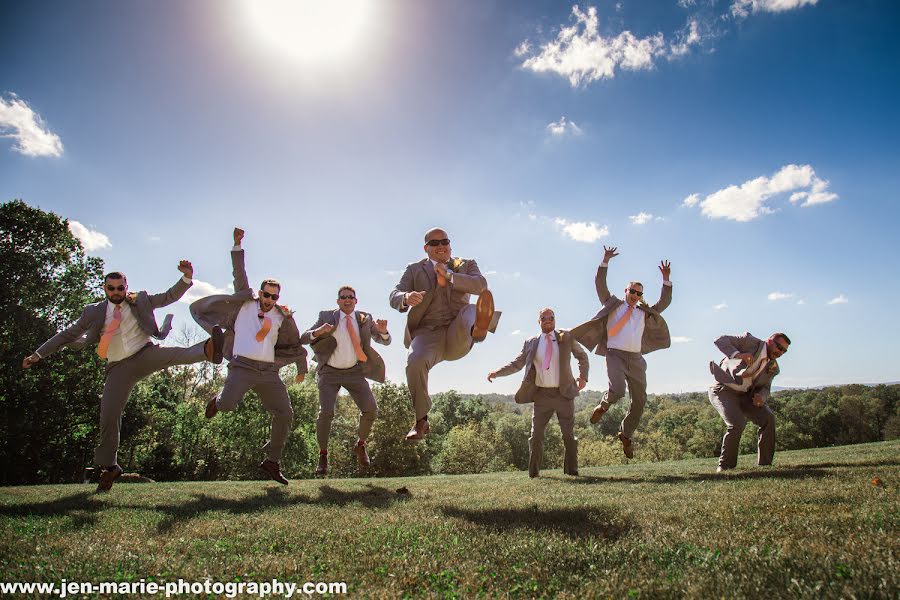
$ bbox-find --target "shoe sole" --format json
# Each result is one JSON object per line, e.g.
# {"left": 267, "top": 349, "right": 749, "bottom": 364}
{"left": 211, "top": 327, "right": 224, "bottom": 364}
{"left": 472, "top": 290, "right": 495, "bottom": 340}
{"left": 589, "top": 407, "right": 607, "bottom": 424}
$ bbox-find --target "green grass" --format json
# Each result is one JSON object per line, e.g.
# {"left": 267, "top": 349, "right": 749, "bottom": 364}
{"left": 2, "top": 441, "right": 898, "bottom": 598}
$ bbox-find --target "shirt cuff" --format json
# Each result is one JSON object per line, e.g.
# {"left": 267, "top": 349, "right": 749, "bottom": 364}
{"left": 600, "top": 262, "right": 608, "bottom": 268}
{"left": 181, "top": 275, "right": 193, "bottom": 284}
{"left": 730, "top": 351, "right": 740, "bottom": 358}
{"left": 380, "top": 332, "right": 390, "bottom": 339}
{"left": 33, "top": 350, "right": 42, "bottom": 359}
{"left": 663, "top": 280, "right": 672, "bottom": 287}
{"left": 231, "top": 245, "right": 242, "bottom": 252}
{"left": 448, "top": 272, "right": 455, "bottom": 284}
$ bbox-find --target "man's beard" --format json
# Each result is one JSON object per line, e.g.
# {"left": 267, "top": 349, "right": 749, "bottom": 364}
{"left": 109, "top": 296, "right": 125, "bottom": 304}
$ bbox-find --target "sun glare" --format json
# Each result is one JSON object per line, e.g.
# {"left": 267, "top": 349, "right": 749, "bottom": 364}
{"left": 242, "top": 0, "right": 375, "bottom": 66}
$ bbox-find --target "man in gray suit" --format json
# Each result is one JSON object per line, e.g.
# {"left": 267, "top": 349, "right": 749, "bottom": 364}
{"left": 301, "top": 285, "right": 391, "bottom": 475}
{"left": 190, "top": 228, "right": 307, "bottom": 485}
{"left": 489, "top": 308, "right": 589, "bottom": 478}
{"left": 572, "top": 246, "right": 672, "bottom": 459}
{"left": 709, "top": 331, "right": 790, "bottom": 472}
{"left": 390, "top": 227, "right": 499, "bottom": 441}
{"left": 22, "top": 261, "right": 224, "bottom": 492}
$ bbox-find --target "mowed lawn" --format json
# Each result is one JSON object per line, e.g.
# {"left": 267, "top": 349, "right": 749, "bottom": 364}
{"left": 1, "top": 441, "right": 898, "bottom": 598}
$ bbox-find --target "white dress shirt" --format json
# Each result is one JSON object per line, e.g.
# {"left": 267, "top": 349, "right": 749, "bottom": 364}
{"left": 232, "top": 300, "right": 284, "bottom": 363}
{"left": 533, "top": 332, "right": 560, "bottom": 388}
{"left": 328, "top": 311, "right": 363, "bottom": 369}
{"left": 104, "top": 301, "right": 152, "bottom": 362}
{"left": 725, "top": 346, "right": 769, "bottom": 393}
{"left": 606, "top": 303, "right": 646, "bottom": 353}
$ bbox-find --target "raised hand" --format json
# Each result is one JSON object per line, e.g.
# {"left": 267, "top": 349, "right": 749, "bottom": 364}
{"left": 233, "top": 227, "right": 245, "bottom": 246}
{"left": 315, "top": 323, "right": 336, "bottom": 338}
{"left": 405, "top": 291, "right": 426, "bottom": 307}
{"left": 603, "top": 246, "right": 619, "bottom": 263}
{"left": 375, "top": 319, "right": 388, "bottom": 334}
{"left": 178, "top": 260, "right": 193, "bottom": 279}
{"left": 576, "top": 377, "right": 587, "bottom": 390}
{"left": 659, "top": 259, "right": 671, "bottom": 281}
{"left": 752, "top": 393, "right": 765, "bottom": 408}
{"left": 22, "top": 354, "right": 40, "bottom": 369}
{"left": 487, "top": 371, "right": 498, "bottom": 382}
{"left": 736, "top": 352, "right": 754, "bottom": 366}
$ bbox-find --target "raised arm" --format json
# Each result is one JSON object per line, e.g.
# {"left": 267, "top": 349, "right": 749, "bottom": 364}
{"left": 595, "top": 246, "right": 618, "bottom": 303}
{"left": 27, "top": 307, "right": 95, "bottom": 364}
{"left": 488, "top": 341, "right": 529, "bottom": 381}
{"left": 369, "top": 318, "right": 391, "bottom": 346}
{"left": 147, "top": 260, "right": 194, "bottom": 309}
{"left": 651, "top": 259, "right": 672, "bottom": 313}
{"left": 300, "top": 313, "right": 330, "bottom": 345}
{"left": 231, "top": 227, "right": 250, "bottom": 293}
{"left": 714, "top": 332, "right": 760, "bottom": 366}
{"left": 448, "top": 259, "right": 487, "bottom": 295}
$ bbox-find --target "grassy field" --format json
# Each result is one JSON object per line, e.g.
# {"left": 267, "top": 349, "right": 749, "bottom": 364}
{"left": 1, "top": 441, "right": 897, "bottom": 599}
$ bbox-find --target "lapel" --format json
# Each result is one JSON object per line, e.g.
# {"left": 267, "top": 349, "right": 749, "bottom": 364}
{"left": 420, "top": 259, "right": 435, "bottom": 291}
{"left": 356, "top": 311, "right": 370, "bottom": 347}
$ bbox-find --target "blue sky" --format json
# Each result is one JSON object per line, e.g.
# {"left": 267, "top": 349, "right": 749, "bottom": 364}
{"left": 2, "top": 0, "right": 898, "bottom": 394}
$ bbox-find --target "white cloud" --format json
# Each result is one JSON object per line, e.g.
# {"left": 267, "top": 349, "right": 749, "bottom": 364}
{"left": 510, "top": 329, "right": 522, "bottom": 336}
{"left": 383, "top": 270, "right": 403, "bottom": 277}
{"left": 672, "top": 336, "right": 693, "bottom": 343}
{"left": 0, "top": 93, "right": 64, "bottom": 157}
{"left": 796, "top": 299, "right": 805, "bottom": 305}
{"left": 180, "top": 280, "right": 231, "bottom": 304}
{"left": 553, "top": 218, "right": 610, "bottom": 243}
{"left": 767, "top": 291, "right": 794, "bottom": 301}
{"left": 148, "top": 236, "right": 161, "bottom": 242}
{"left": 731, "top": 0, "right": 818, "bottom": 19}
{"left": 670, "top": 19, "right": 702, "bottom": 57}
{"left": 629, "top": 212, "right": 654, "bottom": 225}
{"left": 514, "top": 41, "right": 531, "bottom": 58}
{"left": 685, "top": 164, "right": 837, "bottom": 222}
{"left": 713, "top": 302, "right": 728, "bottom": 311}
{"left": 546, "top": 116, "right": 584, "bottom": 137}
{"left": 827, "top": 294, "right": 848, "bottom": 305}
{"left": 68, "top": 221, "right": 111, "bottom": 251}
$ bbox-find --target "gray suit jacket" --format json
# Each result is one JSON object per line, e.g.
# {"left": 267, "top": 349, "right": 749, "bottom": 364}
{"left": 710, "top": 332, "right": 781, "bottom": 405}
{"left": 189, "top": 249, "right": 308, "bottom": 372}
{"left": 571, "top": 264, "right": 672, "bottom": 356}
{"left": 35, "top": 277, "right": 189, "bottom": 358}
{"left": 300, "top": 309, "right": 391, "bottom": 383}
{"left": 389, "top": 257, "right": 489, "bottom": 348}
{"left": 493, "top": 330, "right": 589, "bottom": 404}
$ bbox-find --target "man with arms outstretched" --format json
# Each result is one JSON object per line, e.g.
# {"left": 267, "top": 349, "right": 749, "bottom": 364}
{"left": 572, "top": 246, "right": 672, "bottom": 458}
{"left": 389, "top": 227, "right": 499, "bottom": 441}
{"left": 191, "top": 228, "right": 307, "bottom": 485}
{"left": 23, "top": 261, "right": 224, "bottom": 492}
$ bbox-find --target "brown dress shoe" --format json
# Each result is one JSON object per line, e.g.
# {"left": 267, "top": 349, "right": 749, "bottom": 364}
{"left": 315, "top": 453, "right": 328, "bottom": 476}
{"left": 259, "top": 459, "right": 289, "bottom": 485}
{"left": 204, "top": 326, "right": 225, "bottom": 364}
{"left": 353, "top": 442, "right": 370, "bottom": 467}
{"left": 96, "top": 464, "right": 123, "bottom": 493}
{"left": 590, "top": 403, "right": 609, "bottom": 424}
{"left": 618, "top": 432, "right": 634, "bottom": 459}
{"left": 405, "top": 417, "right": 430, "bottom": 441}
{"left": 205, "top": 395, "right": 218, "bottom": 419}
{"left": 471, "top": 289, "right": 495, "bottom": 342}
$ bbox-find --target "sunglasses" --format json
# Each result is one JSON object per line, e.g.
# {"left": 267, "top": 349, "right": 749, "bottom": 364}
{"left": 259, "top": 291, "right": 280, "bottom": 301}
{"left": 773, "top": 340, "right": 788, "bottom": 353}
{"left": 426, "top": 238, "right": 450, "bottom": 247}
{"left": 106, "top": 285, "right": 126, "bottom": 292}
{"left": 628, "top": 288, "right": 643, "bottom": 297}
{"left": 339, "top": 295, "right": 356, "bottom": 300}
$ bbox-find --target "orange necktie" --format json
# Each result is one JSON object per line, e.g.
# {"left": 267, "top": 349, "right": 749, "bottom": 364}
{"left": 436, "top": 266, "right": 447, "bottom": 287}
{"left": 97, "top": 304, "right": 122, "bottom": 359}
{"left": 346, "top": 314, "right": 368, "bottom": 362}
{"left": 256, "top": 312, "right": 272, "bottom": 342}
{"left": 607, "top": 305, "right": 634, "bottom": 338}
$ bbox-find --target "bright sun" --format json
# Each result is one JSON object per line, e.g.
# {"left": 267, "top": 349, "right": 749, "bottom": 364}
{"left": 242, "top": 0, "right": 376, "bottom": 66}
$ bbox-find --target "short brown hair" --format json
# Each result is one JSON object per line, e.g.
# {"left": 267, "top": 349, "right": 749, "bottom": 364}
{"left": 627, "top": 281, "right": 643, "bottom": 289}
{"left": 104, "top": 272, "right": 127, "bottom": 285}
{"left": 773, "top": 332, "right": 791, "bottom": 345}
{"left": 337, "top": 285, "right": 356, "bottom": 298}
{"left": 259, "top": 279, "right": 281, "bottom": 292}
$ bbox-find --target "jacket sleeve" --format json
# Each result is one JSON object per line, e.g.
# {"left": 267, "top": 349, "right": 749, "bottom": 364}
{"left": 595, "top": 264, "right": 611, "bottom": 303}
{"left": 652, "top": 281, "right": 672, "bottom": 313}
{"left": 572, "top": 339, "right": 590, "bottom": 382}
{"left": 493, "top": 341, "right": 529, "bottom": 378}
{"left": 300, "top": 313, "right": 328, "bottom": 345}
{"left": 450, "top": 259, "right": 487, "bottom": 295}
{"left": 232, "top": 249, "right": 251, "bottom": 293}
{"left": 389, "top": 264, "right": 415, "bottom": 313}
{"left": 275, "top": 316, "right": 309, "bottom": 373}
{"left": 35, "top": 306, "right": 95, "bottom": 358}
{"left": 368, "top": 317, "right": 392, "bottom": 346}
{"left": 147, "top": 277, "right": 192, "bottom": 309}
{"left": 714, "top": 332, "right": 760, "bottom": 358}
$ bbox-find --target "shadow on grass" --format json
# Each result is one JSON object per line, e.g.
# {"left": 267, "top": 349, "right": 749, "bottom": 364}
{"left": 440, "top": 505, "right": 631, "bottom": 540}
{"left": 0, "top": 491, "right": 102, "bottom": 529}
{"left": 570, "top": 464, "right": 873, "bottom": 485}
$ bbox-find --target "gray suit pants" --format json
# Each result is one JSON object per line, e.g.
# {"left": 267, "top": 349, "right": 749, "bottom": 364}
{"left": 601, "top": 348, "right": 647, "bottom": 439}
{"left": 406, "top": 304, "right": 478, "bottom": 420}
{"left": 529, "top": 387, "right": 578, "bottom": 477}
{"left": 316, "top": 363, "right": 378, "bottom": 450}
{"left": 96, "top": 341, "right": 207, "bottom": 467}
{"left": 216, "top": 356, "right": 294, "bottom": 462}
{"left": 708, "top": 384, "right": 776, "bottom": 469}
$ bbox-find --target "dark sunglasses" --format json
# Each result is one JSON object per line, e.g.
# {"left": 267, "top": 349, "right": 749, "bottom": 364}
{"left": 106, "top": 285, "right": 126, "bottom": 292}
{"left": 773, "top": 340, "right": 788, "bottom": 353}
{"left": 628, "top": 288, "right": 643, "bottom": 297}
{"left": 339, "top": 295, "right": 356, "bottom": 300}
{"left": 259, "top": 291, "right": 280, "bottom": 301}
{"left": 426, "top": 238, "right": 450, "bottom": 247}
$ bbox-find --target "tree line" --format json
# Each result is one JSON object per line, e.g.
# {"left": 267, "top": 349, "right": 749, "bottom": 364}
{"left": 1, "top": 200, "right": 898, "bottom": 484}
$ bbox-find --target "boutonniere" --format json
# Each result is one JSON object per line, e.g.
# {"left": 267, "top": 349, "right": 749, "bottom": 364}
{"left": 358, "top": 313, "right": 368, "bottom": 324}
{"left": 448, "top": 258, "right": 465, "bottom": 272}
{"left": 125, "top": 292, "right": 138, "bottom": 305}
{"left": 277, "top": 304, "right": 293, "bottom": 317}
{"left": 767, "top": 360, "right": 778, "bottom": 375}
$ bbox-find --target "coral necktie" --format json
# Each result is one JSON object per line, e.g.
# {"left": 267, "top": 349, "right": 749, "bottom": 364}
{"left": 607, "top": 305, "right": 634, "bottom": 338}
{"left": 97, "top": 304, "right": 122, "bottom": 359}
{"left": 256, "top": 312, "right": 272, "bottom": 342}
{"left": 542, "top": 333, "right": 553, "bottom": 370}
{"left": 346, "top": 315, "right": 368, "bottom": 362}
{"left": 436, "top": 265, "right": 447, "bottom": 287}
